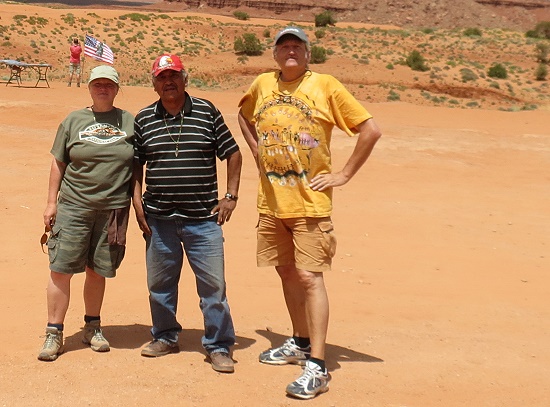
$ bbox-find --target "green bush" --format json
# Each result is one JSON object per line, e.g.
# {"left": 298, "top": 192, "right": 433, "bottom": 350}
{"left": 387, "top": 90, "right": 400, "bottom": 101}
{"left": 262, "top": 29, "right": 270, "bottom": 38}
{"left": 535, "top": 63, "right": 548, "bottom": 81}
{"left": 119, "top": 13, "right": 150, "bottom": 22}
{"left": 233, "top": 11, "right": 249, "bottom": 21}
{"left": 315, "top": 11, "right": 336, "bottom": 27}
{"left": 460, "top": 68, "right": 478, "bottom": 82}
{"left": 310, "top": 45, "right": 327, "bottom": 64}
{"left": 315, "top": 29, "right": 326, "bottom": 39}
{"left": 528, "top": 21, "right": 550, "bottom": 39}
{"left": 488, "top": 63, "right": 508, "bottom": 79}
{"left": 406, "top": 50, "right": 429, "bottom": 71}
{"left": 463, "top": 27, "right": 482, "bottom": 37}
{"left": 535, "top": 43, "right": 549, "bottom": 63}
{"left": 234, "top": 33, "right": 263, "bottom": 56}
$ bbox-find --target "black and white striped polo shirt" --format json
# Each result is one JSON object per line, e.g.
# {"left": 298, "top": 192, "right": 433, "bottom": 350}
{"left": 134, "top": 93, "right": 239, "bottom": 220}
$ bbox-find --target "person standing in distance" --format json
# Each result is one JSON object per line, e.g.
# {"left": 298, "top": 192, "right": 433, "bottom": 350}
{"left": 238, "top": 26, "right": 382, "bottom": 399}
{"left": 133, "top": 54, "right": 242, "bottom": 373}
{"left": 38, "top": 65, "right": 134, "bottom": 361}
{"left": 68, "top": 38, "right": 82, "bottom": 87}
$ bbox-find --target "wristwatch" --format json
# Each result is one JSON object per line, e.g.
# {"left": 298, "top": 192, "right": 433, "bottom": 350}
{"left": 224, "top": 192, "right": 238, "bottom": 202}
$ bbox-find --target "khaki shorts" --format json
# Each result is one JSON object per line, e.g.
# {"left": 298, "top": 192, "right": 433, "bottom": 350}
{"left": 69, "top": 62, "right": 81, "bottom": 75}
{"left": 47, "top": 198, "right": 127, "bottom": 278}
{"left": 256, "top": 214, "right": 337, "bottom": 272}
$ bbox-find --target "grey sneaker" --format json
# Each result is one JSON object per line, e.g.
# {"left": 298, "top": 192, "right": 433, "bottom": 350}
{"left": 82, "top": 320, "right": 110, "bottom": 352}
{"left": 141, "top": 340, "right": 179, "bottom": 357}
{"left": 259, "top": 338, "right": 310, "bottom": 365}
{"left": 38, "top": 327, "right": 64, "bottom": 361}
{"left": 286, "top": 360, "right": 331, "bottom": 400}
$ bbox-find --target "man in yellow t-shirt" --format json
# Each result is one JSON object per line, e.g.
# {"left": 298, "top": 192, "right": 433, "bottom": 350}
{"left": 238, "top": 26, "right": 382, "bottom": 399}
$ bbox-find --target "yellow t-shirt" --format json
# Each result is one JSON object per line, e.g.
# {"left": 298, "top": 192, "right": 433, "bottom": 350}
{"left": 239, "top": 70, "right": 372, "bottom": 218}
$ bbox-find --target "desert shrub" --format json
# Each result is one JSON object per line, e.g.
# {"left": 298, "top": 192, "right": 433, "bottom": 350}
{"left": 234, "top": 33, "right": 263, "bottom": 56}
{"left": 463, "top": 27, "right": 482, "bottom": 37}
{"left": 315, "top": 29, "right": 326, "bottom": 39}
{"left": 315, "top": 10, "right": 336, "bottom": 27}
{"left": 422, "top": 28, "right": 434, "bottom": 34}
{"left": 387, "top": 90, "right": 400, "bottom": 101}
{"left": 262, "top": 29, "right": 270, "bottom": 38}
{"left": 526, "top": 21, "right": 550, "bottom": 39}
{"left": 233, "top": 11, "right": 249, "bottom": 21}
{"left": 386, "top": 63, "right": 394, "bottom": 70}
{"left": 488, "top": 63, "right": 508, "bottom": 79}
{"left": 406, "top": 50, "right": 429, "bottom": 71}
{"left": 535, "top": 43, "right": 549, "bottom": 63}
{"left": 535, "top": 63, "right": 548, "bottom": 81}
{"left": 119, "top": 13, "right": 150, "bottom": 22}
{"left": 310, "top": 45, "right": 327, "bottom": 64}
{"left": 13, "top": 15, "right": 27, "bottom": 23}
{"left": 460, "top": 68, "right": 478, "bottom": 82}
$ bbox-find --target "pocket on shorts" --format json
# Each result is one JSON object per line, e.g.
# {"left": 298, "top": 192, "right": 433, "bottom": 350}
{"left": 47, "top": 224, "right": 62, "bottom": 264}
{"left": 318, "top": 220, "right": 337, "bottom": 259}
{"left": 111, "top": 245, "right": 126, "bottom": 271}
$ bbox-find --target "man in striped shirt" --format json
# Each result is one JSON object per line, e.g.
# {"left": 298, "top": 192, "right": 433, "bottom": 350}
{"left": 132, "top": 54, "right": 242, "bottom": 373}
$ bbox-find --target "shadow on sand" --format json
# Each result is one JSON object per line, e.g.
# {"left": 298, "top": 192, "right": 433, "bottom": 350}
{"left": 256, "top": 329, "right": 383, "bottom": 371}
{"left": 63, "top": 324, "right": 257, "bottom": 356}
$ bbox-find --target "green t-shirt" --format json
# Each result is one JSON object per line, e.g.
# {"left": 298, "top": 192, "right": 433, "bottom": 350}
{"left": 51, "top": 107, "right": 134, "bottom": 210}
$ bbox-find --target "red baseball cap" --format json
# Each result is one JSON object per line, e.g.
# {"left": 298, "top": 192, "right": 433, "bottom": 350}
{"left": 152, "top": 54, "right": 184, "bottom": 77}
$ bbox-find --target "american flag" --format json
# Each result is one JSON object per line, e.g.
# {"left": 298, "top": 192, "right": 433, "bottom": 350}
{"left": 84, "top": 34, "right": 114, "bottom": 64}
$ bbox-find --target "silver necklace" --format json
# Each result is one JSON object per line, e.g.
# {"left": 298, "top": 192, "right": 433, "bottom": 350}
{"left": 163, "top": 113, "right": 184, "bottom": 157}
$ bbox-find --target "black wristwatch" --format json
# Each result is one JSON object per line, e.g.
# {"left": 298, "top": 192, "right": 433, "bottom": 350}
{"left": 224, "top": 192, "right": 238, "bottom": 202}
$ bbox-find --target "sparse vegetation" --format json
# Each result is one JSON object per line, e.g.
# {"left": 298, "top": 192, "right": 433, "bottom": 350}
{"left": 310, "top": 45, "right": 327, "bottom": 64}
{"left": 315, "top": 10, "right": 336, "bottom": 27}
{"left": 535, "top": 43, "right": 549, "bottom": 64}
{"left": 406, "top": 50, "right": 429, "bottom": 72}
{"left": 234, "top": 33, "right": 263, "bottom": 56}
{"left": 315, "top": 30, "right": 325, "bottom": 39}
{"left": 488, "top": 63, "right": 508, "bottom": 79}
{"left": 3, "top": 4, "right": 549, "bottom": 110}
{"left": 526, "top": 21, "right": 550, "bottom": 39}
{"left": 233, "top": 11, "right": 249, "bottom": 21}
{"left": 463, "top": 27, "right": 482, "bottom": 37}
{"left": 535, "top": 63, "right": 548, "bottom": 81}
{"left": 460, "top": 68, "right": 478, "bottom": 82}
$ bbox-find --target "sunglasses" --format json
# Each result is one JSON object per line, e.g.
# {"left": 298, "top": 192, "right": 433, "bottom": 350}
{"left": 40, "top": 225, "right": 50, "bottom": 254}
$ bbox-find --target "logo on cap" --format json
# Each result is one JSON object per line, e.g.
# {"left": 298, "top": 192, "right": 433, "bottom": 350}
{"left": 152, "top": 54, "right": 184, "bottom": 77}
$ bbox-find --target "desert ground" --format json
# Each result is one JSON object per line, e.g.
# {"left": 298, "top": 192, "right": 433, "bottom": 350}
{"left": 1, "top": 3, "right": 550, "bottom": 407}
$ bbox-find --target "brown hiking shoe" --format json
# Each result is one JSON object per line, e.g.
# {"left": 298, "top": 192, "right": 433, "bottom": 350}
{"left": 209, "top": 351, "right": 234, "bottom": 373}
{"left": 141, "top": 340, "right": 179, "bottom": 357}
{"left": 82, "top": 320, "right": 110, "bottom": 352}
{"left": 38, "top": 327, "right": 64, "bottom": 361}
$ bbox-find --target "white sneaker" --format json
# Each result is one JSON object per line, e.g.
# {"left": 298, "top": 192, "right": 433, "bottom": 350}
{"left": 259, "top": 337, "right": 310, "bottom": 365}
{"left": 286, "top": 360, "right": 330, "bottom": 399}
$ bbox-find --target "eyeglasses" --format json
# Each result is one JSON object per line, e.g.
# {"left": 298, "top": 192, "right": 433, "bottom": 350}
{"left": 40, "top": 226, "right": 50, "bottom": 254}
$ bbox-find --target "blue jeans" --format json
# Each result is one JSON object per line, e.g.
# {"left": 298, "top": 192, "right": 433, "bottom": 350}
{"left": 145, "top": 217, "right": 235, "bottom": 353}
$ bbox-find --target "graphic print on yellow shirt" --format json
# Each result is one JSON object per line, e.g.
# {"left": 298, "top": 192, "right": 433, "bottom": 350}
{"left": 256, "top": 93, "right": 320, "bottom": 188}
{"left": 241, "top": 71, "right": 372, "bottom": 219}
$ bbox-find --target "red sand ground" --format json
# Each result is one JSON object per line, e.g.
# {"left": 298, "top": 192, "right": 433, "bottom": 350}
{"left": 1, "top": 80, "right": 548, "bottom": 406}
{"left": 0, "top": 4, "right": 549, "bottom": 405}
